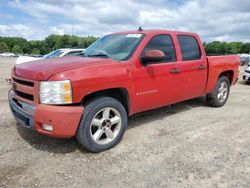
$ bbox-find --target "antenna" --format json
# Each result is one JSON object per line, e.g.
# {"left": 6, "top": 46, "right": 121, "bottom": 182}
{"left": 71, "top": 19, "right": 74, "bottom": 36}
{"left": 138, "top": 26, "right": 143, "bottom": 32}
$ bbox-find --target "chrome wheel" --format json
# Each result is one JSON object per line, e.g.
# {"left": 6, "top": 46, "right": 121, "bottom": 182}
{"left": 90, "top": 107, "right": 122, "bottom": 145}
{"left": 217, "top": 81, "right": 228, "bottom": 102}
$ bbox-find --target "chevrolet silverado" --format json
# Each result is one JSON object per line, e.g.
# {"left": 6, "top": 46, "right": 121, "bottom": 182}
{"left": 9, "top": 30, "right": 240, "bottom": 152}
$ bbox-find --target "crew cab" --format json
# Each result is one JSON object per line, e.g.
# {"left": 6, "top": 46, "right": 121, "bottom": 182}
{"left": 9, "top": 30, "right": 240, "bottom": 152}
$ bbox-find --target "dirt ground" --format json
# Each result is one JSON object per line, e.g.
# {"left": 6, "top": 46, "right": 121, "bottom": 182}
{"left": 0, "top": 57, "right": 249, "bottom": 188}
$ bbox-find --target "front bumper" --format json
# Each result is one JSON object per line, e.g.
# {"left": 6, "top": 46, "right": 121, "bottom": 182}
{"left": 9, "top": 90, "right": 35, "bottom": 130}
{"left": 9, "top": 90, "right": 83, "bottom": 138}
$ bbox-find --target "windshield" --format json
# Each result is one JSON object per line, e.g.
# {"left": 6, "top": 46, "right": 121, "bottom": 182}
{"left": 84, "top": 34, "right": 144, "bottom": 61}
{"left": 43, "top": 50, "right": 65, "bottom": 58}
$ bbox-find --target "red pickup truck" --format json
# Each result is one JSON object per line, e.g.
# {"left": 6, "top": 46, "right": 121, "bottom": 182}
{"left": 9, "top": 30, "right": 240, "bottom": 152}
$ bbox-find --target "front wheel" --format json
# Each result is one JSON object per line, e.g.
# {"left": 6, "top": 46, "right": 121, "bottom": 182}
{"left": 76, "top": 96, "right": 127, "bottom": 152}
{"left": 206, "top": 76, "right": 230, "bottom": 107}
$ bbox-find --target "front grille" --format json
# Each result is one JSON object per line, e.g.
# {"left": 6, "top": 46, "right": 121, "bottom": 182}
{"left": 15, "top": 90, "right": 34, "bottom": 101}
{"left": 12, "top": 77, "right": 34, "bottom": 87}
{"left": 12, "top": 75, "right": 35, "bottom": 103}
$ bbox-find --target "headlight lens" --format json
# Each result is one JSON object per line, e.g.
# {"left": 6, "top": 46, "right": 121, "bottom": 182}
{"left": 39, "top": 80, "right": 72, "bottom": 104}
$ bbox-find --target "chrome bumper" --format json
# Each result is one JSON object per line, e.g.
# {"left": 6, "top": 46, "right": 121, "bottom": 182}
{"left": 8, "top": 90, "right": 35, "bottom": 130}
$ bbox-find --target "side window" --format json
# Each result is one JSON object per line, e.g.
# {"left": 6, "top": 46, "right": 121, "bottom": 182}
{"left": 143, "top": 35, "right": 176, "bottom": 63}
{"left": 178, "top": 35, "right": 201, "bottom": 61}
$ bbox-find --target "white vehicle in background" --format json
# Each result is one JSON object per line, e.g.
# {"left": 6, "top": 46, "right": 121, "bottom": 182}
{"left": 239, "top": 54, "right": 250, "bottom": 66}
{"left": 0, "top": 52, "right": 16, "bottom": 57}
{"left": 243, "top": 66, "right": 250, "bottom": 83}
{"left": 16, "top": 48, "right": 85, "bottom": 64}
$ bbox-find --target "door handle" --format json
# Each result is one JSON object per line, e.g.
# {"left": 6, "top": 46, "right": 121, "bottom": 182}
{"left": 197, "top": 65, "right": 206, "bottom": 70}
{"left": 170, "top": 68, "right": 181, "bottom": 74}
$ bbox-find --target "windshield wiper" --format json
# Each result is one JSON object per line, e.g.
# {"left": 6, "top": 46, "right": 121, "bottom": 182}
{"left": 87, "top": 52, "right": 110, "bottom": 58}
{"left": 77, "top": 52, "right": 86, "bottom": 57}
{"left": 88, "top": 54, "right": 108, "bottom": 57}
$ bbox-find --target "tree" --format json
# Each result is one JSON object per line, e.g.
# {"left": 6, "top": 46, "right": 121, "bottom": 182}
{"left": 31, "top": 48, "right": 40, "bottom": 54}
{"left": 22, "top": 42, "right": 32, "bottom": 54}
{"left": 205, "top": 41, "right": 244, "bottom": 55}
{"left": 29, "top": 40, "right": 49, "bottom": 54}
{"left": 205, "top": 41, "right": 224, "bottom": 55}
{"left": 240, "top": 43, "right": 250, "bottom": 54}
{"left": 0, "top": 37, "right": 27, "bottom": 50}
{"left": 12, "top": 44, "right": 23, "bottom": 54}
{"left": 0, "top": 42, "right": 9, "bottom": 53}
{"left": 226, "top": 42, "right": 243, "bottom": 54}
{"left": 0, "top": 34, "right": 98, "bottom": 55}
{"left": 45, "top": 34, "right": 60, "bottom": 51}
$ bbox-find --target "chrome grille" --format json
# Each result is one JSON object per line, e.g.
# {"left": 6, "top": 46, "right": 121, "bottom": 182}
{"left": 12, "top": 75, "right": 35, "bottom": 103}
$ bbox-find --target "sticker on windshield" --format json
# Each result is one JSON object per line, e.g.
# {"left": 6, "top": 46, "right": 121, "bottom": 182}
{"left": 126, "top": 34, "right": 142, "bottom": 38}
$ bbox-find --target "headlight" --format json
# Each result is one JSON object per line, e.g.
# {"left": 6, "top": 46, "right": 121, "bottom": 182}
{"left": 39, "top": 80, "right": 72, "bottom": 104}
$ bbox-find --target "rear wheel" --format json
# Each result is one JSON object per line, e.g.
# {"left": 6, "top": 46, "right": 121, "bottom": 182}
{"left": 76, "top": 96, "right": 127, "bottom": 152}
{"left": 206, "top": 76, "right": 230, "bottom": 107}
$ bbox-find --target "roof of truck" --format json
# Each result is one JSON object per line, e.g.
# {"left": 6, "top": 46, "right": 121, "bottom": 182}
{"left": 116, "top": 29, "right": 195, "bottom": 34}
{"left": 113, "top": 29, "right": 197, "bottom": 36}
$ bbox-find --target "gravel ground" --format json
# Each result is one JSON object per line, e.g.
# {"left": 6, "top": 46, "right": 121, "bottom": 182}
{"left": 0, "top": 57, "right": 249, "bottom": 188}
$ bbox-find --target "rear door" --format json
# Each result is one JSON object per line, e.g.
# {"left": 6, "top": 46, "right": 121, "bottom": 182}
{"left": 175, "top": 35, "right": 208, "bottom": 100}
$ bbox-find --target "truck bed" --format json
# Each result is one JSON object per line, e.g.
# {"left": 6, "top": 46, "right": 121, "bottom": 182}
{"left": 205, "top": 55, "right": 240, "bottom": 93}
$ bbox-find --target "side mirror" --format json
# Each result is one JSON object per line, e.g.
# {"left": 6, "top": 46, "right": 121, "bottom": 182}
{"left": 141, "top": 49, "right": 165, "bottom": 65}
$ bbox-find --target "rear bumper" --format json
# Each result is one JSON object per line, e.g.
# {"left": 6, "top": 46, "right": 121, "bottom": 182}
{"left": 9, "top": 90, "right": 83, "bottom": 138}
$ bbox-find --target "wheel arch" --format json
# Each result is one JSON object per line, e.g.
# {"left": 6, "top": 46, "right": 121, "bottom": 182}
{"left": 81, "top": 88, "right": 130, "bottom": 114}
{"left": 218, "top": 70, "right": 234, "bottom": 85}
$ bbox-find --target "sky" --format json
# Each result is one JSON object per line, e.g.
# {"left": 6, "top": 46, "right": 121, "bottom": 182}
{"left": 0, "top": 0, "right": 250, "bottom": 42}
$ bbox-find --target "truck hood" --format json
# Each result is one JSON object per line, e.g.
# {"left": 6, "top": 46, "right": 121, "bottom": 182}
{"left": 13, "top": 56, "right": 117, "bottom": 80}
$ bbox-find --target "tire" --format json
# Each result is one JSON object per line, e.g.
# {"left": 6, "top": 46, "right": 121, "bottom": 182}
{"left": 76, "top": 96, "right": 127, "bottom": 152}
{"left": 206, "top": 76, "right": 230, "bottom": 107}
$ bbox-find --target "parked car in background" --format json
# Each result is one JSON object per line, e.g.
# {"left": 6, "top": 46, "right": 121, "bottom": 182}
{"left": 16, "top": 48, "right": 85, "bottom": 64}
{"left": 243, "top": 66, "right": 250, "bottom": 83}
{"left": 0, "top": 52, "right": 16, "bottom": 57}
{"left": 9, "top": 29, "right": 240, "bottom": 152}
{"left": 239, "top": 54, "right": 250, "bottom": 66}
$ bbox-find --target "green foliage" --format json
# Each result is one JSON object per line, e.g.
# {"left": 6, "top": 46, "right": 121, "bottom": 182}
{"left": 205, "top": 41, "right": 226, "bottom": 54}
{"left": 44, "top": 34, "right": 98, "bottom": 51}
{"left": 205, "top": 41, "right": 247, "bottom": 55}
{"left": 12, "top": 45, "right": 23, "bottom": 54}
{"left": 226, "top": 42, "right": 243, "bottom": 54}
{"left": 0, "top": 37, "right": 27, "bottom": 51}
{"left": 240, "top": 43, "right": 250, "bottom": 53}
{"left": 0, "top": 35, "right": 98, "bottom": 55}
{"left": 0, "top": 42, "right": 9, "bottom": 53}
{"left": 21, "top": 42, "right": 32, "bottom": 54}
{"left": 31, "top": 48, "right": 40, "bottom": 55}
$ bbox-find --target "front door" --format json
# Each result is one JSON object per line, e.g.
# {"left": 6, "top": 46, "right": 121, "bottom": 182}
{"left": 132, "top": 34, "right": 182, "bottom": 112}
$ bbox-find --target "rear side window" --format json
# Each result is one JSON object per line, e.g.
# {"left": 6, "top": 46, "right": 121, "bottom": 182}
{"left": 143, "top": 35, "right": 176, "bottom": 62}
{"left": 178, "top": 35, "right": 201, "bottom": 61}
